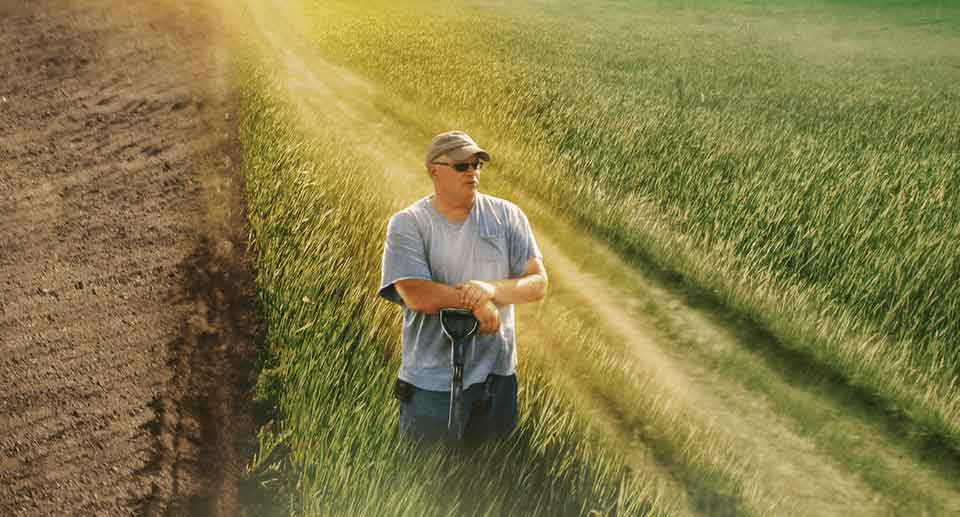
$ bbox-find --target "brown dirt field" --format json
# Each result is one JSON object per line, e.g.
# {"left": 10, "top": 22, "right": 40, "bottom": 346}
{"left": 0, "top": 1, "right": 264, "bottom": 515}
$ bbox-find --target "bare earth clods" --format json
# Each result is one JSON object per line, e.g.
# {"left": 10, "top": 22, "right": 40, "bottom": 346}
{"left": 0, "top": 1, "right": 262, "bottom": 515}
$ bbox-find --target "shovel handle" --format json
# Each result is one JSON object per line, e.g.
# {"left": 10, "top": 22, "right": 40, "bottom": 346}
{"left": 440, "top": 308, "right": 476, "bottom": 442}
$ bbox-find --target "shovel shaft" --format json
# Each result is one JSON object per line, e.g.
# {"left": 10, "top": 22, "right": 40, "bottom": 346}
{"left": 449, "top": 363, "right": 465, "bottom": 440}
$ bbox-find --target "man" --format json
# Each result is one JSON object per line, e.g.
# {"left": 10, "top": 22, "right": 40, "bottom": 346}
{"left": 378, "top": 130, "right": 547, "bottom": 446}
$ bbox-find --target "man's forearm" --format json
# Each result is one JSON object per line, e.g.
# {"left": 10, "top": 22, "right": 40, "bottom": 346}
{"left": 395, "top": 279, "right": 466, "bottom": 314}
{"left": 491, "top": 273, "right": 548, "bottom": 305}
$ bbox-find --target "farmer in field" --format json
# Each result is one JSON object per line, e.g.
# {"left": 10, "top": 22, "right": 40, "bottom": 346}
{"left": 378, "top": 130, "right": 548, "bottom": 446}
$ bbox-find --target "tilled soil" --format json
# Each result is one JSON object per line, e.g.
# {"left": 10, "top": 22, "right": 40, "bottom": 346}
{"left": 0, "top": 1, "right": 262, "bottom": 515}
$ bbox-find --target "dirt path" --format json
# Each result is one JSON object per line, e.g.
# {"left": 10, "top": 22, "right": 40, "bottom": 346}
{"left": 530, "top": 224, "right": 958, "bottom": 516}
{"left": 0, "top": 1, "right": 261, "bottom": 515}
{"left": 240, "top": 0, "right": 960, "bottom": 515}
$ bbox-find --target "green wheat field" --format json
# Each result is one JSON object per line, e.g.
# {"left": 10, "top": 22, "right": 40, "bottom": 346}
{"left": 234, "top": 0, "right": 959, "bottom": 515}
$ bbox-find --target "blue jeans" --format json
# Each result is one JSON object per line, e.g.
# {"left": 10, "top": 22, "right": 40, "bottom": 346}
{"left": 398, "top": 374, "right": 518, "bottom": 447}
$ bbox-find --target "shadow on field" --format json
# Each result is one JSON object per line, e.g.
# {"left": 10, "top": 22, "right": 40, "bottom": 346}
{"left": 619, "top": 236, "right": 960, "bottom": 476}
{"left": 714, "top": 303, "right": 960, "bottom": 479}
{"left": 132, "top": 129, "right": 278, "bottom": 515}
{"left": 136, "top": 235, "right": 276, "bottom": 517}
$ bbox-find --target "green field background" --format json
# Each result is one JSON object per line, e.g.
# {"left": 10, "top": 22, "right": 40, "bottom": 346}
{"left": 291, "top": 0, "right": 960, "bottom": 443}
{"left": 235, "top": 0, "right": 960, "bottom": 514}
{"left": 238, "top": 74, "right": 685, "bottom": 515}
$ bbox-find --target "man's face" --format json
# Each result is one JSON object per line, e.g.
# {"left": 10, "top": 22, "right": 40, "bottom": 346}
{"left": 431, "top": 153, "right": 483, "bottom": 200}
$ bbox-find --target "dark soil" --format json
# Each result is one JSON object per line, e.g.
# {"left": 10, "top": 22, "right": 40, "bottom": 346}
{"left": 0, "top": 0, "right": 264, "bottom": 515}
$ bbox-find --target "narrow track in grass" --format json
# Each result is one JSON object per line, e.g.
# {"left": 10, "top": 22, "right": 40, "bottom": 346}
{"left": 237, "top": 0, "right": 960, "bottom": 514}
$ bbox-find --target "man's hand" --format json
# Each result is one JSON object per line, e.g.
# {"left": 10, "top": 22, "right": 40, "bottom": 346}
{"left": 455, "top": 280, "right": 496, "bottom": 309}
{"left": 472, "top": 300, "right": 501, "bottom": 334}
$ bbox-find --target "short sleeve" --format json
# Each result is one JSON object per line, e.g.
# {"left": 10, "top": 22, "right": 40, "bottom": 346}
{"left": 378, "top": 212, "right": 432, "bottom": 305}
{"left": 508, "top": 206, "right": 543, "bottom": 278}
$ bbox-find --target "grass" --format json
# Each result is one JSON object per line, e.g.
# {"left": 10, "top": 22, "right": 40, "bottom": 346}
{"left": 510, "top": 178, "right": 960, "bottom": 512}
{"left": 235, "top": 47, "right": 788, "bottom": 515}
{"left": 237, "top": 67, "right": 678, "bottom": 516}
{"left": 230, "top": 0, "right": 960, "bottom": 513}
{"left": 520, "top": 301, "right": 778, "bottom": 516}
{"left": 290, "top": 0, "right": 960, "bottom": 451}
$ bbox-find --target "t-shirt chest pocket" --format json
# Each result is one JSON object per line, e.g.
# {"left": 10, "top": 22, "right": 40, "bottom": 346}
{"left": 477, "top": 229, "right": 507, "bottom": 262}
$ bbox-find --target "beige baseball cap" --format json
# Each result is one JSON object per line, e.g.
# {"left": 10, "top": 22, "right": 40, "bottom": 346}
{"left": 425, "top": 130, "right": 491, "bottom": 165}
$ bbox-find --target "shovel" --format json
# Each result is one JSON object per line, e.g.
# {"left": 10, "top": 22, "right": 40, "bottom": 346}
{"left": 439, "top": 308, "right": 478, "bottom": 441}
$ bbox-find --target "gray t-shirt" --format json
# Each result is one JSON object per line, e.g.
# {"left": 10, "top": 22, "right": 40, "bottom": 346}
{"left": 378, "top": 193, "right": 542, "bottom": 391}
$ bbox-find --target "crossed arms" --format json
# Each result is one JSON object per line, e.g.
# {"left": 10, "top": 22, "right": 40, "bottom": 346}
{"left": 393, "top": 257, "right": 548, "bottom": 333}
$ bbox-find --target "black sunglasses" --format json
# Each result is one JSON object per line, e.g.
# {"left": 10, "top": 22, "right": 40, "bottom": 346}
{"left": 432, "top": 159, "right": 484, "bottom": 173}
